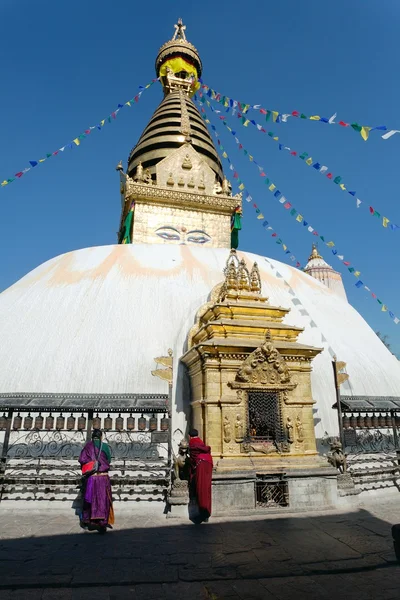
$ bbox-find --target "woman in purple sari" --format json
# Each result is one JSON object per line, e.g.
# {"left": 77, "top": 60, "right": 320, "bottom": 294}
{"left": 79, "top": 429, "right": 114, "bottom": 533}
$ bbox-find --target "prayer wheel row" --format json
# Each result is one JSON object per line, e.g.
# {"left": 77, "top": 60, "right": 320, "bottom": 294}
{"left": 342, "top": 413, "right": 400, "bottom": 429}
{"left": 0, "top": 412, "right": 169, "bottom": 432}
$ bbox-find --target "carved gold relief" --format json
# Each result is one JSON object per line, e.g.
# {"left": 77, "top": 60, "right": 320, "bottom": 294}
{"left": 236, "top": 332, "right": 292, "bottom": 387}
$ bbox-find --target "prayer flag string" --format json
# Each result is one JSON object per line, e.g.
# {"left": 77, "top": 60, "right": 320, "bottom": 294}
{"left": 0, "top": 78, "right": 159, "bottom": 189}
{"left": 199, "top": 81, "right": 396, "bottom": 142}
{"left": 193, "top": 97, "right": 302, "bottom": 269}
{"left": 197, "top": 93, "right": 400, "bottom": 326}
{"left": 203, "top": 93, "right": 399, "bottom": 233}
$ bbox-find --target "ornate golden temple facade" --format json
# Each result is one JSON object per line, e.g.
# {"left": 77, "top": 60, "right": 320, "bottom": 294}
{"left": 181, "top": 250, "right": 326, "bottom": 475}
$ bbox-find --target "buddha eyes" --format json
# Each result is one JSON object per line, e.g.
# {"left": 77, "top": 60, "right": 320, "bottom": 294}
{"left": 187, "top": 232, "right": 211, "bottom": 244}
{"left": 156, "top": 227, "right": 181, "bottom": 241}
{"left": 155, "top": 227, "right": 211, "bottom": 244}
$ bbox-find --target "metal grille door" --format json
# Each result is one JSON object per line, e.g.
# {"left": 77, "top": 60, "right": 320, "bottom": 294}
{"left": 247, "top": 391, "right": 281, "bottom": 442}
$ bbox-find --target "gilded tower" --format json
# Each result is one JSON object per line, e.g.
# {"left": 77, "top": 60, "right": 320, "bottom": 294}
{"left": 118, "top": 20, "right": 242, "bottom": 248}
{"left": 304, "top": 244, "right": 347, "bottom": 301}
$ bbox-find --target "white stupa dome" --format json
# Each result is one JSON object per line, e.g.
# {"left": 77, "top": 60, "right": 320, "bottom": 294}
{"left": 0, "top": 243, "right": 398, "bottom": 441}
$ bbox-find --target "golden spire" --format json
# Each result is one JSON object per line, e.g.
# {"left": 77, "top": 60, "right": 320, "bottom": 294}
{"left": 308, "top": 243, "right": 322, "bottom": 261}
{"left": 172, "top": 18, "right": 187, "bottom": 41}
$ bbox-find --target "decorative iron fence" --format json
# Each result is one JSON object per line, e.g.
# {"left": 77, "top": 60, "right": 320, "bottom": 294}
{"left": 255, "top": 475, "right": 289, "bottom": 508}
{"left": 0, "top": 394, "right": 171, "bottom": 503}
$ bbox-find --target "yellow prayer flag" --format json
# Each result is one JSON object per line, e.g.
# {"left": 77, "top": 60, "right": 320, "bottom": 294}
{"left": 309, "top": 116, "right": 321, "bottom": 121}
{"left": 361, "top": 126, "right": 372, "bottom": 141}
{"left": 73, "top": 138, "right": 80, "bottom": 146}
{"left": 257, "top": 213, "right": 264, "bottom": 220}
{"left": 227, "top": 126, "right": 232, "bottom": 132}
{"left": 283, "top": 244, "right": 287, "bottom": 251}
{"left": 238, "top": 183, "right": 245, "bottom": 191}
{"left": 243, "top": 104, "right": 250, "bottom": 113}
{"left": 326, "top": 241, "right": 335, "bottom": 247}
{"left": 100, "top": 120, "right": 105, "bottom": 127}
{"left": 383, "top": 217, "right": 390, "bottom": 227}
{"left": 222, "top": 152, "right": 228, "bottom": 158}
{"left": 205, "top": 119, "right": 210, "bottom": 124}
{"left": 145, "top": 84, "right": 151, "bottom": 89}
{"left": 243, "top": 120, "right": 250, "bottom": 127}
{"left": 305, "top": 158, "right": 313, "bottom": 166}
{"left": 272, "top": 111, "right": 279, "bottom": 122}
{"left": 125, "top": 101, "right": 131, "bottom": 107}
{"left": 296, "top": 214, "right": 303, "bottom": 222}
{"left": 269, "top": 184, "right": 276, "bottom": 192}
{"left": 273, "top": 136, "right": 279, "bottom": 141}
{"left": 39, "top": 158, "right": 46, "bottom": 162}
{"left": 339, "top": 184, "right": 347, "bottom": 191}
{"left": 382, "top": 305, "right": 388, "bottom": 312}
{"left": 1, "top": 180, "right": 8, "bottom": 186}
{"left": 354, "top": 271, "right": 361, "bottom": 277}
{"left": 249, "top": 155, "right": 253, "bottom": 161}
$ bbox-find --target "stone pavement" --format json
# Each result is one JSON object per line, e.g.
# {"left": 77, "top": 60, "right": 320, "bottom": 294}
{"left": 0, "top": 498, "right": 400, "bottom": 599}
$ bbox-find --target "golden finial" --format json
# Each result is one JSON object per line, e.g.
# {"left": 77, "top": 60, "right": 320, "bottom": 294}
{"left": 173, "top": 18, "right": 187, "bottom": 41}
{"left": 309, "top": 243, "right": 322, "bottom": 261}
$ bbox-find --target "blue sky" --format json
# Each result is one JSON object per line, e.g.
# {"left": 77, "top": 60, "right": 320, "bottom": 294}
{"left": 1, "top": 0, "right": 400, "bottom": 354}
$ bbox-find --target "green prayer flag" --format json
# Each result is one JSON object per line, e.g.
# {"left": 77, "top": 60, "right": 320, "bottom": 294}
{"left": 299, "top": 153, "right": 308, "bottom": 160}
{"left": 231, "top": 229, "right": 239, "bottom": 249}
{"left": 46, "top": 153, "right": 52, "bottom": 158}
{"left": 120, "top": 210, "right": 133, "bottom": 244}
{"left": 320, "top": 236, "right": 325, "bottom": 241}
{"left": 373, "top": 210, "right": 381, "bottom": 218}
{"left": 264, "top": 178, "right": 270, "bottom": 185}
{"left": 290, "top": 209, "right": 297, "bottom": 216}
{"left": 265, "top": 111, "right": 271, "bottom": 122}
{"left": 348, "top": 267, "right": 355, "bottom": 273}
{"left": 300, "top": 114, "right": 307, "bottom": 119}
{"left": 351, "top": 123, "right": 362, "bottom": 132}
{"left": 333, "top": 176, "right": 342, "bottom": 184}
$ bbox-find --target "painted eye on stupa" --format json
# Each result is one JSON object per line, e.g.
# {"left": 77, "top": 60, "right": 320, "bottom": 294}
{"left": 186, "top": 230, "right": 211, "bottom": 244}
{"left": 155, "top": 227, "right": 181, "bottom": 241}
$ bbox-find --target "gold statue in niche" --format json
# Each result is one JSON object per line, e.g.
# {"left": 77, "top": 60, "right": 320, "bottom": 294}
{"left": 235, "top": 414, "right": 244, "bottom": 442}
{"left": 286, "top": 417, "right": 294, "bottom": 443}
{"left": 296, "top": 415, "right": 304, "bottom": 443}
{"left": 223, "top": 415, "right": 232, "bottom": 443}
{"left": 182, "top": 154, "right": 192, "bottom": 170}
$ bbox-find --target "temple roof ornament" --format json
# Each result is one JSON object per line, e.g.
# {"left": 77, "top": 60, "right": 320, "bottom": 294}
{"left": 304, "top": 243, "right": 348, "bottom": 301}
{"left": 173, "top": 18, "right": 187, "bottom": 41}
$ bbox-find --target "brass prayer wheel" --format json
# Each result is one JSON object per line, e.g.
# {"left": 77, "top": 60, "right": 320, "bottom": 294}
{"left": 160, "top": 414, "right": 169, "bottom": 431}
{"left": 56, "top": 414, "right": 65, "bottom": 430}
{"left": 127, "top": 414, "right": 135, "bottom": 431}
{"left": 350, "top": 414, "right": 357, "bottom": 429}
{"left": 365, "top": 414, "right": 372, "bottom": 428}
{"left": 342, "top": 415, "right": 350, "bottom": 429}
{"left": 104, "top": 414, "right": 113, "bottom": 431}
{"left": 67, "top": 414, "right": 76, "bottom": 430}
{"left": 77, "top": 414, "right": 86, "bottom": 431}
{"left": 35, "top": 414, "right": 44, "bottom": 430}
{"left": 149, "top": 414, "right": 157, "bottom": 431}
{"left": 372, "top": 414, "right": 379, "bottom": 429}
{"left": 13, "top": 414, "right": 22, "bottom": 430}
{"left": 357, "top": 415, "right": 365, "bottom": 429}
{"left": 138, "top": 414, "right": 147, "bottom": 431}
{"left": 115, "top": 414, "right": 124, "bottom": 431}
{"left": 0, "top": 413, "right": 7, "bottom": 430}
{"left": 92, "top": 414, "right": 101, "bottom": 429}
{"left": 379, "top": 414, "right": 387, "bottom": 428}
{"left": 45, "top": 414, "right": 54, "bottom": 430}
{"left": 23, "top": 413, "right": 33, "bottom": 430}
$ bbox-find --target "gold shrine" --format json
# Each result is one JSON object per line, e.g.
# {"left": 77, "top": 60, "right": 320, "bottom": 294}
{"left": 181, "top": 250, "right": 325, "bottom": 473}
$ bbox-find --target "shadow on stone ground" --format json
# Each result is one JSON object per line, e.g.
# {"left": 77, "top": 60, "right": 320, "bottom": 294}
{"left": 0, "top": 501, "right": 400, "bottom": 599}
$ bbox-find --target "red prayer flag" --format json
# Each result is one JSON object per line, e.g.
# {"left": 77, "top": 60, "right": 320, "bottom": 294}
{"left": 261, "top": 128, "right": 266, "bottom": 133}
{"left": 239, "top": 144, "right": 243, "bottom": 150}
{"left": 85, "top": 129, "right": 91, "bottom": 135}
{"left": 237, "top": 113, "right": 242, "bottom": 118}
{"left": 253, "top": 203, "right": 257, "bottom": 208}
{"left": 339, "top": 121, "right": 349, "bottom": 127}
{"left": 15, "top": 172, "right": 23, "bottom": 178}
{"left": 259, "top": 109, "right": 267, "bottom": 115}
{"left": 290, "top": 151, "right": 297, "bottom": 156}
{"left": 52, "top": 151, "right": 59, "bottom": 156}
{"left": 326, "top": 173, "right": 333, "bottom": 179}
{"left": 296, "top": 261, "right": 301, "bottom": 267}
{"left": 233, "top": 172, "right": 239, "bottom": 179}
{"left": 134, "top": 96, "right": 139, "bottom": 102}
{"left": 111, "top": 112, "right": 116, "bottom": 119}
{"left": 260, "top": 172, "right": 266, "bottom": 177}
{"left": 369, "top": 206, "right": 374, "bottom": 214}
{"left": 313, "top": 231, "right": 319, "bottom": 236}
{"left": 292, "top": 111, "right": 300, "bottom": 117}
{"left": 272, "top": 233, "right": 277, "bottom": 237}
{"left": 343, "top": 261, "right": 350, "bottom": 266}
{"left": 371, "top": 293, "right": 377, "bottom": 299}
{"left": 284, "top": 203, "right": 291, "bottom": 209}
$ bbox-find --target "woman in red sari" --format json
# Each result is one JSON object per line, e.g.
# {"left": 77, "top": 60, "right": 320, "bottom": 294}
{"left": 188, "top": 429, "right": 213, "bottom": 524}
